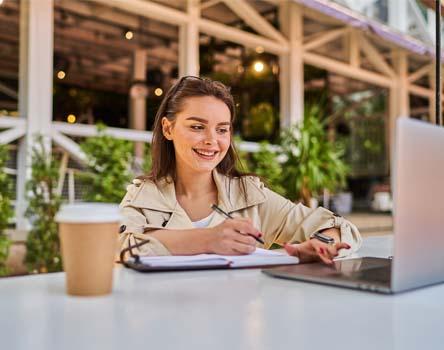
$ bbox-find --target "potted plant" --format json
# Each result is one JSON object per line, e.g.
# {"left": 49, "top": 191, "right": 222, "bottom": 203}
{"left": 280, "top": 105, "right": 348, "bottom": 208}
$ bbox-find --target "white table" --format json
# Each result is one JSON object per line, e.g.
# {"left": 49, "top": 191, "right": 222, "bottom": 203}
{"left": 1, "top": 236, "right": 443, "bottom": 350}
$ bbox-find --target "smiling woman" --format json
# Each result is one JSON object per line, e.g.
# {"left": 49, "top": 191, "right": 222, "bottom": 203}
{"left": 119, "top": 77, "right": 362, "bottom": 264}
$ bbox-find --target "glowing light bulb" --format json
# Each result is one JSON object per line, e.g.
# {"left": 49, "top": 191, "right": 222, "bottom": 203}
{"left": 154, "top": 88, "right": 163, "bottom": 96}
{"left": 57, "top": 70, "right": 66, "bottom": 79}
{"left": 125, "top": 31, "right": 133, "bottom": 40}
{"left": 67, "top": 114, "right": 76, "bottom": 123}
{"left": 253, "top": 61, "right": 264, "bottom": 73}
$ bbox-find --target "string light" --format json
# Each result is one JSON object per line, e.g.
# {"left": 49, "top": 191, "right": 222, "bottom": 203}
{"left": 253, "top": 61, "right": 265, "bottom": 73}
{"left": 67, "top": 114, "right": 76, "bottom": 123}
{"left": 154, "top": 88, "right": 163, "bottom": 96}
{"left": 0, "top": 0, "right": 4, "bottom": 6}
{"left": 57, "top": 70, "right": 66, "bottom": 79}
{"left": 255, "top": 46, "right": 264, "bottom": 54}
{"left": 125, "top": 30, "right": 134, "bottom": 40}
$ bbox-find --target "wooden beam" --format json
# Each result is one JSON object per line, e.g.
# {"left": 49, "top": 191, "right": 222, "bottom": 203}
{"left": 408, "top": 84, "right": 433, "bottom": 98}
{"left": 359, "top": 34, "right": 395, "bottom": 77}
{"left": 201, "top": 0, "right": 221, "bottom": 10}
{"left": 198, "top": 18, "right": 288, "bottom": 55}
{"left": 303, "top": 27, "right": 347, "bottom": 52}
{"left": 303, "top": 51, "right": 394, "bottom": 88}
{"left": 221, "top": 0, "right": 287, "bottom": 44}
{"left": 91, "top": 0, "right": 189, "bottom": 26}
{"left": 349, "top": 29, "right": 360, "bottom": 67}
{"left": 0, "top": 82, "right": 18, "bottom": 100}
{"left": 408, "top": 64, "right": 433, "bottom": 83}
{"left": 280, "top": 2, "right": 304, "bottom": 127}
{"left": 179, "top": 0, "right": 200, "bottom": 77}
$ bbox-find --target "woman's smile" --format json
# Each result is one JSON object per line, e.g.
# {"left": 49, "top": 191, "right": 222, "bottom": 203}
{"left": 192, "top": 148, "right": 219, "bottom": 161}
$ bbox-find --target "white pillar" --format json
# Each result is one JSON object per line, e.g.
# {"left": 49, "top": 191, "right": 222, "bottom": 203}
{"left": 16, "top": 0, "right": 54, "bottom": 230}
{"left": 279, "top": 1, "right": 304, "bottom": 128}
{"left": 388, "top": 0, "right": 408, "bottom": 33}
{"left": 179, "top": 0, "right": 200, "bottom": 77}
{"left": 129, "top": 49, "right": 147, "bottom": 159}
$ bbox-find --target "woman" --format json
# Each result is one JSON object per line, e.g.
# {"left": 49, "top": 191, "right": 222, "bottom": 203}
{"left": 119, "top": 76, "right": 362, "bottom": 265}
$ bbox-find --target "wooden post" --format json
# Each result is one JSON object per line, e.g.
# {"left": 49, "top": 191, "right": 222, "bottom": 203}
{"left": 279, "top": 1, "right": 304, "bottom": 128}
{"left": 129, "top": 49, "right": 147, "bottom": 160}
{"left": 179, "top": 0, "right": 200, "bottom": 77}
{"left": 388, "top": 50, "right": 409, "bottom": 168}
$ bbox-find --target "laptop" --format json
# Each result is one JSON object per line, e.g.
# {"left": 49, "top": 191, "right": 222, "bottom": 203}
{"left": 263, "top": 118, "right": 444, "bottom": 294}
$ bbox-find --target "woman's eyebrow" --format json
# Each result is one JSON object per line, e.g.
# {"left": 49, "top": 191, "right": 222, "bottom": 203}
{"left": 186, "top": 117, "right": 230, "bottom": 126}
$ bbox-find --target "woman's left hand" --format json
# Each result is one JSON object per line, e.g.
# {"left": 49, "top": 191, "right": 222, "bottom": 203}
{"left": 284, "top": 239, "right": 351, "bottom": 265}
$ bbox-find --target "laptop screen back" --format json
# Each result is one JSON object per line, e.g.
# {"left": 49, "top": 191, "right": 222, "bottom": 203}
{"left": 391, "top": 118, "right": 444, "bottom": 292}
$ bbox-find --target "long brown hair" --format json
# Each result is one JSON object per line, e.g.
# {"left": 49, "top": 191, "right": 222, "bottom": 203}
{"left": 147, "top": 76, "right": 250, "bottom": 187}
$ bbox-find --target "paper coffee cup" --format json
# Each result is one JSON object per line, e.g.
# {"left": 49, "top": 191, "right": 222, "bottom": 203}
{"left": 55, "top": 203, "right": 122, "bottom": 296}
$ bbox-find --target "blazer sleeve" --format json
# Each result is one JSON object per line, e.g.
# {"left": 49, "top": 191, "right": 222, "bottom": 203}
{"left": 258, "top": 186, "right": 362, "bottom": 257}
{"left": 118, "top": 182, "right": 171, "bottom": 259}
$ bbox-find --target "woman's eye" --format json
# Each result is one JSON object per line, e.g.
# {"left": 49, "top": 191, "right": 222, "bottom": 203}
{"left": 190, "top": 125, "right": 204, "bottom": 130}
{"left": 217, "top": 128, "right": 229, "bottom": 134}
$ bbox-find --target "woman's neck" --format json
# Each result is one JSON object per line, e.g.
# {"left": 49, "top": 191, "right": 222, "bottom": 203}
{"left": 175, "top": 167, "right": 216, "bottom": 199}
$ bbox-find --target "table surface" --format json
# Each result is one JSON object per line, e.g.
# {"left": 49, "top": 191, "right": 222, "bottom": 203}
{"left": 1, "top": 236, "right": 443, "bottom": 350}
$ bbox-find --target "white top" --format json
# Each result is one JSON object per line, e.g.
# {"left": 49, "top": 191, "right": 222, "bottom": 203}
{"left": 191, "top": 212, "right": 215, "bottom": 228}
{"left": 55, "top": 203, "right": 122, "bottom": 223}
{"left": 1, "top": 236, "right": 443, "bottom": 350}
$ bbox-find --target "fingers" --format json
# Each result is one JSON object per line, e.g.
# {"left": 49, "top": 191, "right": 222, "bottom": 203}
{"left": 228, "top": 219, "right": 262, "bottom": 239}
{"left": 231, "top": 241, "right": 256, "bottom": 255}
{"left": 284, "top": 243, "right": 299, "bottom": 257}
{"left": 318, "top": 242, "right": 351, "bottom": 264}
{"left": 232, "top": 231, "right": 257, "bottom": 246}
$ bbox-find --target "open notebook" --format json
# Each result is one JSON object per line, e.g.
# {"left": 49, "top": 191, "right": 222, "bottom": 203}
{"left": 125, "top": 248, "right": 299, "bottom": 272}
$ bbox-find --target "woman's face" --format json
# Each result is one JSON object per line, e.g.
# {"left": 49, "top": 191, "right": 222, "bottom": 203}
{"left": 162, "top": 96, "right": 232, "bottom": 174}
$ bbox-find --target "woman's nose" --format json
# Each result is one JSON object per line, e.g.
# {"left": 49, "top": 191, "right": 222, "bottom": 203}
{"left": 204, "top": 129, "right": 217, "bottom": 145}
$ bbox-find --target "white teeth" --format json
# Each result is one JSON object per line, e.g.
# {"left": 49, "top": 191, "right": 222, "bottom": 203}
{"left": 194, "top": 149, "right": 217, "bottom": 157}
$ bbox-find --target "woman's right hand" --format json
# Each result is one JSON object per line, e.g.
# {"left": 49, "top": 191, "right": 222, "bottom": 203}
{"left": 206, "top": 218, "right": 262, "bottom": 255}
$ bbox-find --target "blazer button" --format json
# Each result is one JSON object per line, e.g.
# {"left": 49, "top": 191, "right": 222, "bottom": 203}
{"left": 119, "top": 225, "right": 127, "bottom": 234}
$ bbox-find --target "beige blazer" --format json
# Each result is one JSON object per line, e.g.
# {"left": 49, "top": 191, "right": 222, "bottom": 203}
{"left": 119, "top": 170, "right": 362, "bottom": 258}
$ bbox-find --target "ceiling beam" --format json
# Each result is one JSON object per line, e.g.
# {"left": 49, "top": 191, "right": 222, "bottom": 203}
{"left": 221, "top": 0, "right": 287, "bottom": 44}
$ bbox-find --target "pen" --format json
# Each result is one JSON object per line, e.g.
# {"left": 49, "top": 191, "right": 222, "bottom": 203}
{"left": 210, "top": 204, "right": 265, "bottom": 245}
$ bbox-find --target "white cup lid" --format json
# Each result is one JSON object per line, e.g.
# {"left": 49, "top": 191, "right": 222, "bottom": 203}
{"left": 55, "top": 203, "right": 122, "bottom": 224}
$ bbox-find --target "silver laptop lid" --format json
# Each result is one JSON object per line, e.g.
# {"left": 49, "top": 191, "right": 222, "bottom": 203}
{"left": 391, "top": 118, "right": 444, "bottom": 292}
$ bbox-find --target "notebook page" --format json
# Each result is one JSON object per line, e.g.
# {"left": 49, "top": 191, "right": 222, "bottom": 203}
{"left": 219, "top": 248, "right": 299, "bottom": 267}
{"left": 134, "top": 248, "right": 298, "bottom": 268}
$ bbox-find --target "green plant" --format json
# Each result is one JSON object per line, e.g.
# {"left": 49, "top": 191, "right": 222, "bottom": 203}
{"left": 142, "top": 142, "right": 152, "bottom": 174}
{"left": 25, "top": 136, "right": 62, "bottom": 273}
{"left": 280, "top": 106, "right": 348, "bottom": 206}
{"left": 233, "top": 135, "right": 252, "bottom": 172}
{"left": 242, "top": 102, "right": 276, "bottom": 140}
{"left": 0, "top": 144, "right": 13, "bottom": 276}
{"left": 250, "top": 142, "right": 286, "bottom": 196}
{"left": 79, "top": 123, "right": 133, "bottom": 203}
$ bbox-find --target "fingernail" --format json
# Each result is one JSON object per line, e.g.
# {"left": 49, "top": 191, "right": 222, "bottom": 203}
{"left": 258, "top": 232, "right": 263, "bottom": 237}
{"left": 346, "top": 244, "right": 351, "bottom": 249}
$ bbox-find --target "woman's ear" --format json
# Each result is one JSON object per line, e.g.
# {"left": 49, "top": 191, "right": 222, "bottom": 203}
{"left": 161, "top": 117, "right": 173, "bottom": 140}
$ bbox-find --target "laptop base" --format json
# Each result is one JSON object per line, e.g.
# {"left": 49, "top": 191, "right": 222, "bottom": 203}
{"left": 262, "top": 257, "right": 392, "bottom": 294}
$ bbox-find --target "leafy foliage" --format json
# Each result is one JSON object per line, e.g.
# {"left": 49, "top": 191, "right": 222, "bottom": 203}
{"left": 25, "top": 136, "right": 62, "bottom": 273}
{"left": 0, "top": 144, "right": 13, "bottom": 276}
{"left": 79, "top": 123, "right": 133, "bottom": 203}
{"left": 242, "top": 102, "right": 276, "bottom": 140}
{"left": 250, "top": 142, "right": 286, "bottom": 196}
{"left": 280, "top": 106, "right": 348, "bottom": 205}
{"left": 142, "top": 142, "right": 152, "bottom": 174}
